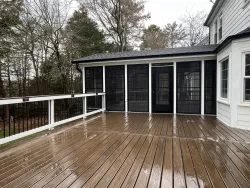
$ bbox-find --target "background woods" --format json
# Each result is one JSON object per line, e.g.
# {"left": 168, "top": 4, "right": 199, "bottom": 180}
{"left": 0, "top": 0, "right": 210, "bottom": 98}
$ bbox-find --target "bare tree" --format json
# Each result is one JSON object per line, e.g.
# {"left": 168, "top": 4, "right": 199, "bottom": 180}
{"left": 80, "top": 0, "right": 150, "bottom": 52}
{"left": 164, "top": 22, "right": 187, "bottom": 48}
{"left": 140, "top": 24, "right": 169, "bottom": 50}
{"left": 180, "top": 10, "right": 209, "bottom": 46}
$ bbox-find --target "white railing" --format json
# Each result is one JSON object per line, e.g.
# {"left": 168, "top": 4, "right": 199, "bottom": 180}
{"left": 0, "top": 93, "right": 106, "bottom": 145}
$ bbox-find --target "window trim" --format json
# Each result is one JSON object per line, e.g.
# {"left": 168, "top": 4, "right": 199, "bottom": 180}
{"left": 244, "top": 53, "right": 250, "bottom": 101}
{"left": 220, "top": 57, "right": 229, "bottom": 100}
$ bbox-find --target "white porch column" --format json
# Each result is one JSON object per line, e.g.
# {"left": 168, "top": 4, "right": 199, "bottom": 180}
{"left": 174, "top": 62, "right": 177, "bottom": 114}
{"left": 50, "top": 100, "right": 55, "bottom": 124}
{"left": 149, "top": 63, "right": 152, "bottom": 113}
{"left": 82, "top": 66, "right": 86, "bottom": 93}
{"left": 102, "top": 66, "right": 106, "bottom": 110}
{"left": 201, "top": 60, "right": 205, "bottom": 115}
{"left": 125, "top": 64, "right": 128, "bottom": 112}
{"left": 82, "top": 66, "right": 87, "bottom": 114}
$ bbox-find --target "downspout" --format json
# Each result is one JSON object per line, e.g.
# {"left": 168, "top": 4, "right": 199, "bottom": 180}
{"left": 76, "top": 63, "right": 82, "bottom": 74}
{"left": 75, "top": 63, "right": 83, "bottom": 93}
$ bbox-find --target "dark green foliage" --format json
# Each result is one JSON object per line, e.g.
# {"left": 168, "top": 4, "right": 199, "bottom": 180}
{"left": 66, "top": 6, "right": 114, "bottom": 58}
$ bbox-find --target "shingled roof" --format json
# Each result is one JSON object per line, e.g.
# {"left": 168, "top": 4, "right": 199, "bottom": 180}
{"left": 72, "top": 45, "right": 218, "bottom": 64}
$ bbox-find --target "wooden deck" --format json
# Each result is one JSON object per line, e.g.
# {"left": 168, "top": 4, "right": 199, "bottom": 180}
{"left": 1, "top": 112, "right": 250, "bottom": 188}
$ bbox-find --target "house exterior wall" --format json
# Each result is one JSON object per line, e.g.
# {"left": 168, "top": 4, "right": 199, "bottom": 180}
{"left": 217, "top": 43, "right": 232, "bottom": 126}
{"left": 209, "top": 0, "right": 250, "bottom": 45}
{"left": 231, "top": 38, "right": 250, "bottom": 129}
{"left": 217, "top": 37, "right": 250, "bottom": 129}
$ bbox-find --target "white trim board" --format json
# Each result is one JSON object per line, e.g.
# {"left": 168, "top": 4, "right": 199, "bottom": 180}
{"left": 0, "top": 93, "right": 105, "bottom": 105}
{"left": 79, "top": 54, "right": 217, "bottom": 67}
{"left": 0, "top": 109, "right": 105, "bottom": 145}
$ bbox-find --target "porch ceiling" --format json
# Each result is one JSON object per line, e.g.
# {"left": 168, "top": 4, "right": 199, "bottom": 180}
{"left": 1, "top": 112, "right": 250, "bottom": 187}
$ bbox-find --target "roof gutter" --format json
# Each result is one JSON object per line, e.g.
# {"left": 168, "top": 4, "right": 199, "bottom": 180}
{"left": 72, "top": 51, "right": 217, "bottom": 64}
{"left": 215, "top": 30, "right": 250, "bottom": 52}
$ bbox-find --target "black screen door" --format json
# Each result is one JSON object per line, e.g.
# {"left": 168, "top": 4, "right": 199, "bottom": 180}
{"left": 105, "top": 65, "right": 125, "bottom": 111}
{"left": 152, "top": 66, "right": 173, "bottom": 113}
{"left": 177, "top": 62, "right": 201, "bottom": 114}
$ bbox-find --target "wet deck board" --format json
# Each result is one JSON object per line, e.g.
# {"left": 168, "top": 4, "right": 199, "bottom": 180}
{"left": 1, "top": 112, "right": 250, "bottom": 187}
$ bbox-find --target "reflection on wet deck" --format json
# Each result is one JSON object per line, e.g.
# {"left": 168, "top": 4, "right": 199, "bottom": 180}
{"left": 1, "top": 112, "right": 250, "bottom": 187}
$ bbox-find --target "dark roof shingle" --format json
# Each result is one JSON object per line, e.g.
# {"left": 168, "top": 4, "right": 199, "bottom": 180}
{"left": 72, "top": 45, "right": 218, "bottom": 63}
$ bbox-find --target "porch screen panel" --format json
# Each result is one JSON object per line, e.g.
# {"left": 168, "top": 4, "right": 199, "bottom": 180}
{"left": 177, "top": 62, "right": 201, "bottom": 114}
{"left": 128, "top": 64, "right": 149, "bottom": 112}
{"left": 105, "top": 65, "right": 125, "bottom": 111}
{"left": 205, "top": 60, "right": 217, "bottom": 115}
{"left": 85, "top": 67, "right": 103, "bottom": 111}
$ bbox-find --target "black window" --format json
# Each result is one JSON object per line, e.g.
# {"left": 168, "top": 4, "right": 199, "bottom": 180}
{"left": 245, "top": 54, "right": 250, "bottom": 101}
{"left": 128, "top": 64, "right": 149, "bottom": 112}
{"left": 105, "top": 65, "right": 125, "bottom": 111}
{"left": 177, "top": 62, "right": 201, "bottom": 114}
{"left": 221, "top": 59, "right": 228, "bottom": 99}
{"left": 205, "top": 61, "right": 217, "bottom": 115}
{"left": 85, "top": 67, "right": 103, "bottom": 111}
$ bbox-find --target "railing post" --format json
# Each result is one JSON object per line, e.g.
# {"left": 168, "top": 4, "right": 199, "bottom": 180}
{"left": 51, "top": 100, "right": 55, "bottom": 124}
{"left": 102, "top": 94, "right": 106, "bottom": 111}
{"left": 83, "top": 97, "right": 87, "bottom": 115}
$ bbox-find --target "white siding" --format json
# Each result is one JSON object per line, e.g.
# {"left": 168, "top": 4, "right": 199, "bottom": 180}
{"left": 210, "top": 0, "right": 250, "bottom": 44}
{"left": 217, "top": 102, "right": 231, "bottom": 126}
{"left": 217, "top": 38, "right": 250, "bottom": 130}
{"left": 237, "top": 106, "right": 250, "bottom": 130}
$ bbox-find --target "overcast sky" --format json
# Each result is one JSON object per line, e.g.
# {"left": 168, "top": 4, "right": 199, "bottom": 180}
{"left": 71, "top": 0, "right": 214, "bottom": 28}
{"left": 145, "top": 0, "right": 213, "bottom": 27}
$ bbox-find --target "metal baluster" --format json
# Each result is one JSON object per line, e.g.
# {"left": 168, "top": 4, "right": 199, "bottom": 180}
{"left": 26, "top": 103, "right": 29, "bottom": 131}
{"left": 18, "top": 104, "right": 20, "bottom": 134}
{"left": 22, "top": 103, "right": 24, "bottom": 132}
{"left": 31, "top": 103, "right": 33, "bottom": 130}
{"left": 3, "top": 105, "right": 6, "bottom": 138}
{"left": 37, "top": 102, "right": 40, "bottom": 127}
{"left": 8, "top": 105, "right": 11, "bottom": 136}
{"left": 40, "top": 101, "right": 42, "bottom": 126}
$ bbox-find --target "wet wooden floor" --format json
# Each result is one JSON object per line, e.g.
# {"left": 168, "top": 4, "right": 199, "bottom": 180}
{"left": 1, "top": 112, "right": 250, "bottom": 187}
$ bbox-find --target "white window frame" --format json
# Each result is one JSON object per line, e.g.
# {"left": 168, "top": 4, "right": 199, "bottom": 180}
{"left": 244, "top": 53, "right": 250, "bottom": 101}
{"left": 220, "top": 58, "right": 229, "bottom": 100}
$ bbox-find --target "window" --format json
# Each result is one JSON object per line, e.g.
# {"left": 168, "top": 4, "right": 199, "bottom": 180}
{"left": 244, "top": 54, "right": 250, "bottom": 101}
{"left": 219, "top": 14, "right": 223, "bottom": 40}
{"left": 214, "top": 21, "right": 218, "bottom": 44}
{"left": 221, "top": 59, "right": 229, "bottom": 99}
